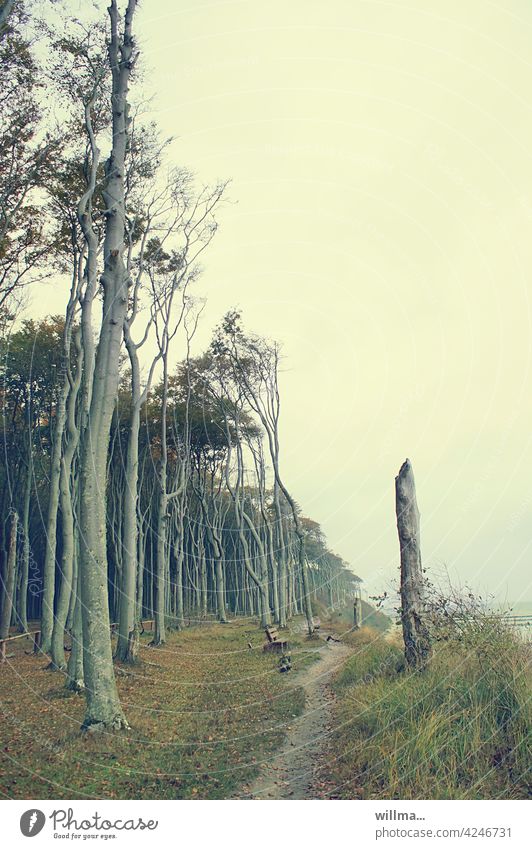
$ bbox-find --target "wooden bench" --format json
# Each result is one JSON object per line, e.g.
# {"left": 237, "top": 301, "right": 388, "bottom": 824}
{"left": 263, "top": 626, "right": 288, "bottom": 653}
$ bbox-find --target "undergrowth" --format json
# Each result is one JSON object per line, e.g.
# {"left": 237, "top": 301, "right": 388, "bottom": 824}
{"left": 326, "top": 621, "right": 531, "bottom": 799}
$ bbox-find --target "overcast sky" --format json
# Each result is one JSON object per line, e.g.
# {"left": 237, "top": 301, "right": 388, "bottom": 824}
{"left": 41, "top": 0, "right": 532, "bottom": 604}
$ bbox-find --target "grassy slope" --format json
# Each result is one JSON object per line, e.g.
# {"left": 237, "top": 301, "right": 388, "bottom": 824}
{"left": 0, "top": 621, "right": 316, "bottom": 800}
{"left": 324, "top": 625, "right": 531, "bottom": 799}
{"left": 312, "top": 598, "right": 391, "bottom": 635}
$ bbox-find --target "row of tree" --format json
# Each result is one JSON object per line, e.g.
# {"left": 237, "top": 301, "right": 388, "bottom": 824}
{"left": 0, "top": 0, "right": 360, "bottom": 730}
{"left": 0, "top": 316, "right": 361, "bottom": 656}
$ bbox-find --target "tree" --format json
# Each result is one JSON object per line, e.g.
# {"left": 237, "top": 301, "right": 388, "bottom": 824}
{"left": 147, "top": 176, "right": 225, "bottom": 645}
{"left": 76, "top": 0, "right": 138, "bottom": 732}
{"left": 214, "top": 312, "right": 315, "bottom": 634}
{"left": 0, "top": 510, "right": 17, "bottom": 639}
{"left": 0, "top": 0, "right": 58, "bottom": 313}
{"left": 0, "top": 316, "right": 64, "bottom": 632}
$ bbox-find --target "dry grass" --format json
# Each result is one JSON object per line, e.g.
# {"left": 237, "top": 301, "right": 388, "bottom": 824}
{"left": 323, "top": 623, "right": 532, "bottom": 799}
{"left": 0, "top": 620, "right": 312, "bottom": 799}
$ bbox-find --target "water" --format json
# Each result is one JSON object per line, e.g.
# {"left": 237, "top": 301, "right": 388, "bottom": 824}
{"left": 508, "top": 601, "right": 532, "bottom": 616}
{"left": 497, "top": 601, "right": 532, "bottom": 638}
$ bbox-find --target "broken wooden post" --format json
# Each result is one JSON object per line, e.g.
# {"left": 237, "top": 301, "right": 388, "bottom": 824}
{"left": 395, "top": 459, "right": 431, "bottom": 668}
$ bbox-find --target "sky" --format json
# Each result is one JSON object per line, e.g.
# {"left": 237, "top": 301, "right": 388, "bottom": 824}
{"left": 40, "top": 0, "right": 532, "bottom": 604}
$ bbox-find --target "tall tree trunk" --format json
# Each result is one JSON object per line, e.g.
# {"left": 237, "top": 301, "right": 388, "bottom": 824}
{"left": 0, "top": 511, "right": 17, "bottom": 640}
{"left": 213, "top": 548, "right": 227, "bottom": 622}
{"left": 224, "top": 430, "right": 270, "bottom": 627}
{"left": 136, "top": 501, "right": 145, "bottom": 622}
{"left": 66, "top": 552, "right": 84, "bottom": 692}
{"left": 51, "top": 330, "right": 82, "bottom": 670}
{"left": 174, "top": 507, "right": 185, "bottom": 630}
{"left": 49, "top": 458, "right": 73, "bottom": 670}
{"left": 77, "top": 0, "right": 137, "bottom": 730}
{"left": 115, "top": 348, "right": 142, "bottom": 661}
{"left": 395, "top": 459, "right": 432, "bottom": 669}
{"left": 40, "top": 278, "right": 78, "bottom": 652}
{"left": 242, "top": 511, "right": 271, "bottom": 627}
{"left": 152, "top": 337, "right": 170, "bottom": 645}
{"left": 153, "top": 486, "right": 167, "bottom": 645}
{"left": 273, "top": 485, "right": 287, "bottom": 627}
{"left": 17, "top": 455, "right": 31, "bottom": 632}
{"left": 200, "top": 544, "right": 207, "bottom": 619}
{"left": 274, "top": 467, "right": 313, "bottom": 634}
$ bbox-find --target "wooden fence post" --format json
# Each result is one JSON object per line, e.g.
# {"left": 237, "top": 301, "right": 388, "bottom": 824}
{"left": 353, "top": 593, "right": 362, "bottom": 629}
{"left": 395, "top": 459, "right": 431, "bottom": 668}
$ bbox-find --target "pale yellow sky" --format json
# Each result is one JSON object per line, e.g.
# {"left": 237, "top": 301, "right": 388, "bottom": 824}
{"left": 40, "top": 0, "right": 532, "bottom": 602}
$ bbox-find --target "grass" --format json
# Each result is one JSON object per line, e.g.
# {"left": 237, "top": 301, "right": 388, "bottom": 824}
{"left": 324, "top": 622, "right": 532, "bottom": 799}
{"left": 5, "top": 610, "right": 524, "bottom": 800}
{"left": 313, "top": 599, "right": 390, "bottom": 635}
{"left": 0, "top": 620, "right": 314, "bottom": 799}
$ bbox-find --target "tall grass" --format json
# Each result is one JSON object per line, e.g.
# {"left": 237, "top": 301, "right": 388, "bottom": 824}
{"left": 328, "top": 621, "right": 531, "bottom": 799}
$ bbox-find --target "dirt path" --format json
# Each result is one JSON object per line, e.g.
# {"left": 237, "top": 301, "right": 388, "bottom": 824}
{"left": 241, "top": 640, "right": 352, "bottom": 799}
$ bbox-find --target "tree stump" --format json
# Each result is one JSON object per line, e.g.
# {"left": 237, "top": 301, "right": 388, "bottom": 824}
{"left": 395, "top": 459, "right": 431, "bottom": 668}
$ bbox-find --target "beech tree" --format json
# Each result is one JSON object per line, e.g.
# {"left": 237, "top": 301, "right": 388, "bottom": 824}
{"left": 0, "top": 0, "right": 58, "bottom": 314}
{"left": 213, "top": 312, "right": 315, "bottom": 633}
{"left": 0, "top": 0, "right": 361, "bottom": 736}
{"left": 76, "top": 0, "right": 137, "bottom": 732}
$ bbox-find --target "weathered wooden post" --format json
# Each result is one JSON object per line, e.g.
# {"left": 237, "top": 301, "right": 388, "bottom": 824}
{"left": 353, "top": 588, "right": 362, "bottom": 629}
{"left": 395, "top": 459, "right": 431, "bottom": 668}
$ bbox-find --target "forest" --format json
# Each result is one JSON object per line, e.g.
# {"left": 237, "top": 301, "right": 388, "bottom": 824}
{"left": 0, "top": 0, "right": 359, "bottom": 732}
{"left": 0, "top": 0, "right": 530, "bottom": 805}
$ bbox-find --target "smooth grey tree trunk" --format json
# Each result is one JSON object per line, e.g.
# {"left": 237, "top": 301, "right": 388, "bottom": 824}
{"left": 194, "top": 479, "right": 227, "bottom": 622}
{"left": 115, "top": 335, "right": 143, "bottom": 661}
{"left": 77, "top": 0, "right": 137, "bottom": 730}
{"left": 250, "top": 439, "right": 279, "bottom": 623}
{"left": 136, "top": 501, "right": 145, "bottom": 622}
{"left": 152, "top": 321, "right": 172, "bottom": 645}
{"left": 66, "top": 553, "right": 84, "bottom": 692}
{"left": 173, "top": 505, "right": 186, "bottom": 630}
{"left": 0, "top": 511, "right": 17, "bottom": 640}
{"left": 241, "top": 510, "right": 271, "bottom": 627}
{"left": 395, "top": 459, "right": 432, "bottom": 669}
{"left": 40, "top": 262, "right": 79, "bottom": 652}
{"left": 153, "top": 476, "right": 168, "bottom": 645}
{"left": 51, "top": 332, "right": 82, "bottom": 670}
{"left": 17, "top": 453, "right": 31, "bottom": 632}
{"left": 273, "top": 484, "right": 287, "bottom": 627}
{"left": 223, "top": 428, "right": 270, "bottom": 626}
{"left": 227, "top": 336, "right": 313, "bottom": 633}
{"left": 273, "top": 460, "right": 313, "bottom": 634}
